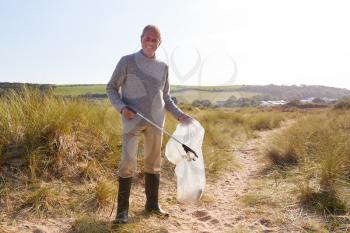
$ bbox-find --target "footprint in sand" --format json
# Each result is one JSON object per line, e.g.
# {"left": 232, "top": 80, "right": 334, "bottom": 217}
{"left": 198, "top": 215, "right": 211, "bottom": 222}
{"left": 210, "top": 218, "right": 220, "bottom": 225}
{"left": 192, "top": 210, "right": 220, "bottom": 225}
{"left": 192, "top": 210, "right": 208, "bottom": 218}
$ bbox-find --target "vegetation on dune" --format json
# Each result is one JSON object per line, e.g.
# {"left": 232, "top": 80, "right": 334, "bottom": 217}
{"left": 0, "top": 88, "right": 291, "bottom": 223}
{"left": 0, "top": 88, "right": 122, "bottom": 218}
{"left": 3, "top": 87, "right": 348, "bottom": 231}
{"left": 71, "top": 215, "right": 155, "bottom": 233}
{"left": 265, "top": 109, "right": 350, "bottom": 218}
{"left": 0, "top": 88, "right": 121, "bottom": 181}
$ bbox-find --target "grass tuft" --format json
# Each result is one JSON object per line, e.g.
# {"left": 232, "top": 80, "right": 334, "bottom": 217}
{"left": 21, "top": 183, "right": 64, "bottom": 216}
{"left": 71, "top": 215, "right": 155, "bottom": 233}
{"left": 94, "top": 180, "right": 117, "bottom": 209}
{"left": 265, "top": 109, "right": 350, "bottom": 219}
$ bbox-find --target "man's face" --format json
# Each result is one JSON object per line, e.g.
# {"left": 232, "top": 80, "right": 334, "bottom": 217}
{"left": 141, "top": 29, "right": 161, "bottom": 57}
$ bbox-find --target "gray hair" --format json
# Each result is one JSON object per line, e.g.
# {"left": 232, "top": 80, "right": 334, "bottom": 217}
{"left": 141, "top": 25, "right": 162, "bottom": 42}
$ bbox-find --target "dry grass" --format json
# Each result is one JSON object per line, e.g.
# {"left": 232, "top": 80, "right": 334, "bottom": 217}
{"left": 94, "top": 180, "right": 117, "bottom": 209}
{"left": 70, "top": 215, "right": 155, "bottom": 233}
{"left": 0, "top": 88, "right": 121, "bottom": 220}
{"left": 243, "top": 111, "right": 285, "bottom": 131}
{"left": 0, "top": 88, "right": 121, "bottom": 182}
{"left": 263, "top": 109, "right": 350, "bottom": 230}
{"left": 20, "top": 183, "right": 64, "bottom": 216}
{"left": 236, "top": 170, "right": 330, "bottom": 232}
{"left": 0, "top": 88, "right": 294, "bottom": 231}
{"left": 183, "top": 107, "right": 290, "bottom": 177}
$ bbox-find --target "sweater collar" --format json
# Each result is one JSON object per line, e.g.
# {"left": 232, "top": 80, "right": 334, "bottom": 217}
{"left": 139, "top": 49, "right": 156, "bottom": 60}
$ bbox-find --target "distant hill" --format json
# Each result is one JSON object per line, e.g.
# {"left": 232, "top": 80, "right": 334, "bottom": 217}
{"left": 0, "top": 82, "right": 51, "bottom": 90}
{"left": 237, "top": 84, "right": 350, "bottom": 101}
{"left": 170, "top": 84, "right": 350, "bottom": 103}
{"left": 1, "top": 83, "right": 350, "bottom": 103}
{"left": 0, "top": 82, "right": 52, "bottom": 96}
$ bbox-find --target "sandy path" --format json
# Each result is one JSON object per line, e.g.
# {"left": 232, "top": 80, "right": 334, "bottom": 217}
{"left": 132, "top": 122, "right": 321, "bottom": 233}
{"left": 143, "top": 129, "right": 272, "bottom": 233}
{"left": 121, "top": 126, "right": 288, "bottom": 233}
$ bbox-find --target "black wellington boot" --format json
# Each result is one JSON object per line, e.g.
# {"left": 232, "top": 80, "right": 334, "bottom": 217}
{"left": 145, "top": 173, "right": 169, "bottom": 217}
{"left": 114, "top": 176, "right": 132, "bottom": 224}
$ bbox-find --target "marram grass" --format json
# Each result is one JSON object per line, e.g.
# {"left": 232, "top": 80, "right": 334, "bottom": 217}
{"left": 265, "top": 110, "right": 350, "bottom": 214}
{"left": 0, "top": 88, "right": 292, "bottom": 225}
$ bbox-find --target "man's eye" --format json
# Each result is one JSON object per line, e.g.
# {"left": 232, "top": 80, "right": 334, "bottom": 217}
{"left": 145, "top": 37, "right": 159, "bottom": 43}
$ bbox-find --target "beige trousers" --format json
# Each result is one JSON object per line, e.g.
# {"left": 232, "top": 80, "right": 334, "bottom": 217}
{"left": 118, "top": 123, "right": 163, "bottom": 178}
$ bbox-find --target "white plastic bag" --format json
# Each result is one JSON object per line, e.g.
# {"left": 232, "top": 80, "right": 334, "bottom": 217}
{"left": 165, "top": 119, "right": 205, "bottom": 204}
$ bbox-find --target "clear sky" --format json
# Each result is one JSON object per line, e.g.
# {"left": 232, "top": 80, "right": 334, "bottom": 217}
{"left": 1, "top": 0, "right": 350, "bottom": 89}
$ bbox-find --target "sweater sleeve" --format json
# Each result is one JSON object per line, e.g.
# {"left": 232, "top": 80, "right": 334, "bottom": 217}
{"left": 163, "top": 65, "right": 183, "bottom": 119}
{"left": 106, "top": 57, "right": 128, "bottom": 113}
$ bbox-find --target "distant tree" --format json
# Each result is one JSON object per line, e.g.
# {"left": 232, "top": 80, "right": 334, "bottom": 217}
{"left": 286, "top": 99, "right": 301, "bottom": 107}
{"left": 223, "top": 95, "right": 237, "bottom": 107}
{"left": 312, "top": 98, "right": 326, "bottom": 104}
{"left": 250, "top": 96, "right": 264, "bottom": 106}
{"left": 192, "top": 99, "right": 212, "bottom": 108}
{"left": 223, "top": 95, "right": 271, "bottom": 107}
{"left": 334, "top": 98, "right": 350, "bottom": 110}
{"left": 227, "top": 95, "right": 237, "bottom": 101}
{"left": 237, "top": 97, "right": 251, "bottom": 107}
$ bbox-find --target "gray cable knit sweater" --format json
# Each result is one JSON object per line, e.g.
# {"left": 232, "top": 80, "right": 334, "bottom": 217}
{"left": 107, "top": 50, "right": 183, "bottom": 128}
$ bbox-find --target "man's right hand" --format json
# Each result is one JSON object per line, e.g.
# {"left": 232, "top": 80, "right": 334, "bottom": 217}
{"left": 121, "top": 107, "right": 136, "bottom": 120}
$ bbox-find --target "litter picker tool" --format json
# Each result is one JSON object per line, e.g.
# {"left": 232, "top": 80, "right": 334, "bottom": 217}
{"left": 126, "top": 106, "right": 198, "bottom": 161}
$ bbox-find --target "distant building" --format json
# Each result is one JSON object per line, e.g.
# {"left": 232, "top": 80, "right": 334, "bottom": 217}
{"left": 300, "top": 97, "right": 337, "bottom": 104}
{"left": 300, "top": 97, "right": 315, "bottom": 103}
{"left": 260, "top": 100, "right": 287, "bottom": 107}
